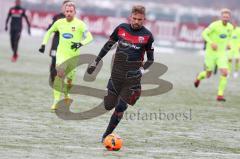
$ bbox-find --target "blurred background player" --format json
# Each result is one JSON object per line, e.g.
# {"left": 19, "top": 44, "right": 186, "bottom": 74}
{"left": 5, "top": 0, "right": 31, "bottom": 62}
{"left": 39, "top": 1, "right": 93, "bottom": 110}
{"left": 47, "top": 0, "right": 71, "bottom": 83}
{"left": 87, "top": 5, "right": 154, "bottom": 142}
{"left": 194, "top": 8, "right": 233, "bottom": 102}
{"left": 228, "top": 20, "right": 240, "bottom": 78}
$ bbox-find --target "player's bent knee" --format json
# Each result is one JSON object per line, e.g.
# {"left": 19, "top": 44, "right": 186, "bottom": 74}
{"left": 220, "top": 69, "right": 228, "bottom": 77}
{"left": 67, "top": 79, "right": 72, "bottom": 86}
{"left": 57, "top": 73, "right": 64, "bottom": 78}
{"left": 206, "top": 71, "right": 212, "bottom": 78}
{"left": 57, "top": 70, "right": 65, "bottom": 78}
{"left": 223, "top": 73, "right": 228, "bottom": 77}
{"left": 122, "top": 85, "right": 141, "bottom": 106}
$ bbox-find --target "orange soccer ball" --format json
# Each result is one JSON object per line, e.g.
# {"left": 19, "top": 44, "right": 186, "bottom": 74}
{"left": 103, "top": 133, "right": 123, "bottom": 151}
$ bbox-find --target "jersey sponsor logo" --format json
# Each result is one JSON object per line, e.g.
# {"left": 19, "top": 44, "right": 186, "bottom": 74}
{"left": 62, "top": 33, "right": 73, "bottom": 39}
{"left": 219, "top": 34, "right": 227, "bottom": 39}
{"left": 119, "top": 40, "right": 141, "bottom": 50}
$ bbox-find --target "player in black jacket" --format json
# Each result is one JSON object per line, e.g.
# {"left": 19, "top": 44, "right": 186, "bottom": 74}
{"left": 87, "top": 5, "right": 155, "bottom": 141}
{"left": 5, "top": 0, "right": 31, "bottom": 62}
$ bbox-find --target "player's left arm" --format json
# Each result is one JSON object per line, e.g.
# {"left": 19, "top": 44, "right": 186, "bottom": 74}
{"left": 39, "top": 21, "right": 58, "bottom": 53}
{"left": 22, "top": 9, "right": 31, "bottom": 35}
{"left": 143, "top": 34, "right": 155, "bottom": 70}
{"left": 80, "top": 30, "right": 93, "bottom": 46}
{"left": 126, "top": 34, "right": 155, "bottom": 78}
{"left": 71, "top": 22, "right": 93, "bottom": 51}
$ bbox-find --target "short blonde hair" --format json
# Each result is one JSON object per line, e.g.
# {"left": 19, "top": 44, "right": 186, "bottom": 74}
{"left": 65, "top": 1, "right": 76, "bottom": 10}
{"left": 132, "top": 5, "right": 146, "bottom": 15}
{"left": 221, "top": 8, "right": 231, "bottom": 15}
{"left": 62, "top": 0, "right": 71, "bottom": 5}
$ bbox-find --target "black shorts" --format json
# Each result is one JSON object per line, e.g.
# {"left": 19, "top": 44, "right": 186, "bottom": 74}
{"left": 104, "top": 52, "right": 142, "bottom": 106}
{"left": 106, "top": 78, "right": 141, "bottom": 106}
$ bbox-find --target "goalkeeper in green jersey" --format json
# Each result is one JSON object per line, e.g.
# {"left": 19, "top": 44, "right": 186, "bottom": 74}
{"left": 39, "top": 2, "right": 93, "bottom": 110}
{"left": 228, "top": 20, "right": 240, "bottom": 78}
{"left": 194, "top": 8, "right": 233, "bottom": 102}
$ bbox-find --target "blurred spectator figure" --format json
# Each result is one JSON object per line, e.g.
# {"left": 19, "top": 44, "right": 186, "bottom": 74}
{"left": 5, "top": 0, "right": 31, "bottom": 62}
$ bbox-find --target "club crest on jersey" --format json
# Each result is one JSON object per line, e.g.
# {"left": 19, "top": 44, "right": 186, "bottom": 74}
{"left": 138, "top": 36, "right": 145, "bottom": 43}
{"left": 72, "top": 27, "right": 76, "bottom": 32}
{"left": 219, "top": 34, "right": 227, "bottom": 39}
{"left": 62, "top": 33, "right": 73, "bottom": 39}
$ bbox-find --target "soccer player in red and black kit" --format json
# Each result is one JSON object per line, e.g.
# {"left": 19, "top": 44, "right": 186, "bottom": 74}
{"left": 87, "top": 5, "right": 154, "bottom": 141}
{"left": 5, "top": 0, "right": 31, "bottom": 62}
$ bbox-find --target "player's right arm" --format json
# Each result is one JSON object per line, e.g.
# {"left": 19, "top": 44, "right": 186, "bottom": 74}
{"left": 202, "top": 23, "right": 217, "bottom": 50}
{"left": 87, "top": 25, "right": 119, "bottom": 74}
{"left": 47, "top": 14, "right": 58, "bottom": 30}
{"left": 96, "top": 25, "right": 119, "bottom": 61}
{"left": 5, "top": 8, "right": 12, "bottom": 31}
{"left": 39, "top": 21, "right": 58, "bottom": 53}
